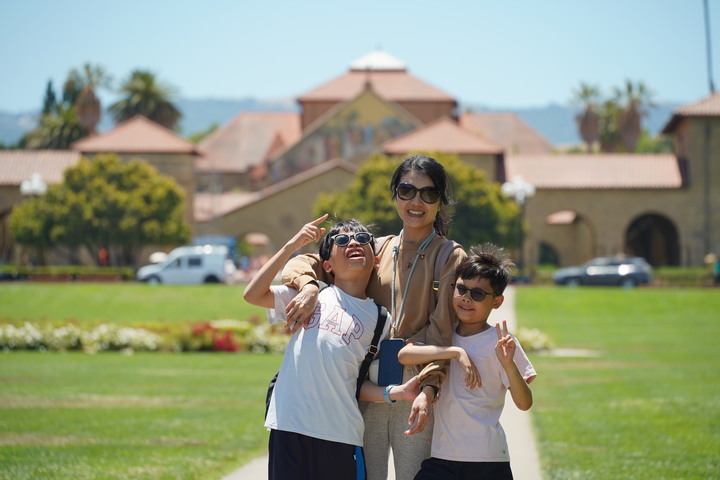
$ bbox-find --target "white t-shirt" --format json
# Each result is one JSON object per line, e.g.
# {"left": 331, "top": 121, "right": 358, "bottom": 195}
{"left": 431, "top": 327, "right": 537, "bottom": 462}
{"left": 265, "top": 284, "right": 391, "bottom": 446}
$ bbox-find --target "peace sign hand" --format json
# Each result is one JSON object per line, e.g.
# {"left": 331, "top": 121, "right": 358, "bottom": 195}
{"left": 495, "top": 320, "right": 516, "bottom": 366}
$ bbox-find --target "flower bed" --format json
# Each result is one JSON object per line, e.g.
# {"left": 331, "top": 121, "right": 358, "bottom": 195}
{"left": 0, "top": 317, "right": 291, "bottom": 354}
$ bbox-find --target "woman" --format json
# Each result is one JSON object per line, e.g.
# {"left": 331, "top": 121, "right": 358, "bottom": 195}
{"left": 281, "top": 154, "right": 466, "bottom": 480}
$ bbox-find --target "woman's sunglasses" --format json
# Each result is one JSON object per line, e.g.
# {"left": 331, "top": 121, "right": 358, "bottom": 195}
{"left": 396, "top": 183, "right": 441, "bottom": 204}
{"left": 331, "top": 232, "right": 373, "bottom": 247}
{"left": 452, "top": 283, "right": 498, "bottom": 302}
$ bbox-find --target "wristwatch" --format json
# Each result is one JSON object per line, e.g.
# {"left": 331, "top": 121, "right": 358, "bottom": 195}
{"left": 383, "top": 384, "right": 397, "bottom": 403}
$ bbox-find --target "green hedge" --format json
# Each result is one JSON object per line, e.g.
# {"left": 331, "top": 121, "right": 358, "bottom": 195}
{"left": 0, "top": 264, "right": 135, "bottom": 281}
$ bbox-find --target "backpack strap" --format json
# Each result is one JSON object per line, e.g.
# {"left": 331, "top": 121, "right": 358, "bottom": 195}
{"left": 355, "top": 303, "right": 389, "bottom": 399}
{"left": 433, "top": 240, "right": 461, "bottom": 302}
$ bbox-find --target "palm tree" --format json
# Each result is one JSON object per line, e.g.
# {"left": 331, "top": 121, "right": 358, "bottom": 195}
{"left": 614, "top": 80, "right": 653, "bottom": 152}
{"left": 21, "top": 104, "right": 86, "bottom": 149}
{"left": 74, "top": 64, "right": 110, "bottom": 136}
{"left": 58, "top": 64, "right": 111, "bottom": 136}
{"left": 572, "top": 82, "right": 601, "bottom": 152}
{"left": 108, "top": 70, "right": 181, "bottom": 129}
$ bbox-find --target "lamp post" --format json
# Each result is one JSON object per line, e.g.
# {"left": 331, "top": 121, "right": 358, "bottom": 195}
{"left": 502, "top": 175, "right": 535, "bottom": 279}
{"left": 20, "top": 172, "right": 47, "bottom": 196}
{"left": 19, "top": 173, "right": 48, "bottom": 266}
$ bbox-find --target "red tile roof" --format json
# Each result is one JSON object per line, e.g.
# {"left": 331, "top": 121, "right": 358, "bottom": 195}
{"left": 460, "top": 112, "right": 553, "bottom": 154}
{"left": 382, "top": 116, "right": 503, "bottom": 155}
{"left": 545, "top": 209, "right": 577, "bottom": 225}
{"left": 197, "top": 112, "right": 301, "bottom": 173}
{"left": 662, "top": 92, "right": 720, "bottom": 133}
{"left": 298, "top": 70, "right": 456, "bottom": 104}
{"left": 71, "top": 115, "right": 199, "bottom": 154}
{"left": 506, "top": 153, "right": 682, "bottom": 189}
{"left": 0, "top": 150, "right": 81, "bottom": 186}
{"left": 673, "top": 91, "right": 720, "bottom": 116}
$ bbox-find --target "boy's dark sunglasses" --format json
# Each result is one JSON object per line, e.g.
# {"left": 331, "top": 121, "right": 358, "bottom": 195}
{"left": 396, "top": 183, "right": 441, "bottom": 204}
{"left": 331, "top": 232, "right": 373, "bottom": 247}
{"left": 452, "top": 283, "right": 498, "bottom": 302}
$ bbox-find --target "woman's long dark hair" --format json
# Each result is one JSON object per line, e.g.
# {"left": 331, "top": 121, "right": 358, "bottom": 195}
{"left": 390, "top": 154, "right": 454, "bottom": 237}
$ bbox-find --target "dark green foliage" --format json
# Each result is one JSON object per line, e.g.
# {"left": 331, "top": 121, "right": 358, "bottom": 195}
{"left": 41, "top": 79, "right": 57, "bottom": 115}
{"left": 313, "top": 153, "right": 521, "bottom": 249}
{"left": 108, "top": 70, "right": 182, "bottom": 129}
{"left": 9, "top": 154, "right": 190, "bottom": 266}
{"left": 19, "top": 104, "right": 87, "bottom": 149}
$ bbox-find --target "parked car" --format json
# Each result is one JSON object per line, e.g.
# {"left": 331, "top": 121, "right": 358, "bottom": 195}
{"left": 553, "top": 256, "right": 653, "bottom": 287}
{"left": 136, "top": 245, "right": 236, "bottom": 285}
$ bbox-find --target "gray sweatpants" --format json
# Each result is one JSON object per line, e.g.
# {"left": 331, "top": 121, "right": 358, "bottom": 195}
{"left": 359, "top": 367, "right": 434, "bottom": 480}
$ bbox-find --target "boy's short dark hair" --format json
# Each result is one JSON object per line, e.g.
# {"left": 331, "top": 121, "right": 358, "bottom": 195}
{"left": 318, "top": 219, "right": 374, "bottom": 261}
{"left": 455, "top": 243, "right": 516, "bottom": 295}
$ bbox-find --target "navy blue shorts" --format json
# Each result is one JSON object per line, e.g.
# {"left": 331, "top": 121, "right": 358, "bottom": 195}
{"left": 413, "top": 457, "right": 513, "bottom": 480}
{"left": 268, "top": 429, "right": 366, "bottom": 480}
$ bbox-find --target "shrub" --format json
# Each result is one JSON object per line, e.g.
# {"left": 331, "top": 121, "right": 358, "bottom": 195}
{"left": 0, "top": 317, "right": 292, "bottom": 354}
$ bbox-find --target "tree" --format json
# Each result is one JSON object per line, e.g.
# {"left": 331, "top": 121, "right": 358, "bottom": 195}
{"left": 41, "top": 80, "right": 57, "bottom": 115}
{"left": 572, "top": 83, "right": 601, "bottom": 152}
{"left": 572, "top": 80, "right": 654, "bottom": 153}
{"left": 598, "top": 99, "right": 623, "bottom": 152}
{"left": 20, "top": 104, "right": 87, "bottom": 149}
{"left": 312, "top": 153, "right": 521, "bottom": 249}
{"left": 72, "top": 63, "right": 111, "bottom": 135}
{"left": 9, "top": 154, "right": 190, "bottom": 267}
{"left": 614, "top": 80, "right": 653, "bottom": 153}
{"left": 22, "top": 64, "right": 110, "bottom": 148}
{"left": 108, "top": 70, "right": 181, "bottom": 129}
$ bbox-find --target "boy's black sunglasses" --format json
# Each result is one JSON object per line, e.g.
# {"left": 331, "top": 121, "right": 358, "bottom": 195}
{"left": 331, "top": 232, "right": 373, "bottom": 247}
{"left": 396, "top": 183, "right": 441, "bottom": 204}
{"left": 452, "top": 283, "right": 498, "bottom": 302}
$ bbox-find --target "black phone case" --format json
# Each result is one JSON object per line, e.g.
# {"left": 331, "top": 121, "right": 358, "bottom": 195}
{"left": 378, "top": 338, "right": 404, "bottom": 386}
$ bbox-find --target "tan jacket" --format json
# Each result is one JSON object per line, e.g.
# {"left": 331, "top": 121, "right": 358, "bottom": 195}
{"left": 281, "top": 234, "right": 466, "bottom": 386}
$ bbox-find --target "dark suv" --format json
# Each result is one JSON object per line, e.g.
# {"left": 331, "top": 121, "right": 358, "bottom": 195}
{"left": 553, "top": 256, "right": 653, "bottom": 288}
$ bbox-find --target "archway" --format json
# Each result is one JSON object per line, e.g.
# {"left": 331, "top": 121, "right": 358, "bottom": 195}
{"left": 544, "top": 210, "right": 595, "bottom": 267}
{"left": 538, "top": 241, "right": 559, "bottom": 266}
{"left": 625, "top": 214, "right": 679, "bottom": 266}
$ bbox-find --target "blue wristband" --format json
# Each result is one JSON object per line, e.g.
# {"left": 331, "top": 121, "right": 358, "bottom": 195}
{"left": 383, "top": 384, "right": 397, "bottom": 403}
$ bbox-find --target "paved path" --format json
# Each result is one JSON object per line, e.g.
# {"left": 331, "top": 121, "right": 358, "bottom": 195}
{"left": 222, "top": 286, "right": 542, "bottom": 480}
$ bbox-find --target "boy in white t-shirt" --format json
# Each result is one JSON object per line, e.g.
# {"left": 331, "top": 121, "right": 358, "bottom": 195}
{"left": 243, "top": 214, "right": 420, "bottom": 480}
{"left": 398, "top": 243, "right": 537, "bottom": 480}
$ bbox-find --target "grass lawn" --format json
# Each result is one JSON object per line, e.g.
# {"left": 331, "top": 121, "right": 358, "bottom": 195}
{"left": 2, "top": 283, "right": 720, "bottom": 479}
{"left": 0, "top": 283, "right": 264, "bottom": 326}
{"left": 516, "top": 286, "right": 720, "bottom": 480}
{"left": 0, "top": 351, "right": 281, "bottom": 480}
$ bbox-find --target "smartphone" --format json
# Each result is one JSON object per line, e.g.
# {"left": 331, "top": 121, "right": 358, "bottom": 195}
{"left": 378, "top": 338, "right": 404, "bottom": 386}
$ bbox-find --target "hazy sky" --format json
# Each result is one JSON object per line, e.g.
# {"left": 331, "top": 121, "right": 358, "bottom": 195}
{"left": 1, "top": 0, "right": 718, "bottom": 113}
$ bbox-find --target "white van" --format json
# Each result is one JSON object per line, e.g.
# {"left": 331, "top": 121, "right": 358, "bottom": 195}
{"left": 136, "top": 245, "right": 236, "bottom": 285}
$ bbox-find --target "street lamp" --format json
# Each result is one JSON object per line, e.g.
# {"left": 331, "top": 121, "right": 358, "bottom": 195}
{"left": 502, "top": 175, "right": 535, "bottom": 279}
{"left": 20, "top": 173, "right": 47, "bottom": 196}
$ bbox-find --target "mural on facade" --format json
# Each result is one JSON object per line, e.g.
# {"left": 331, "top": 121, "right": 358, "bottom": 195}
{"left": 268, "top": 88, "right": 418, "bottom": 183}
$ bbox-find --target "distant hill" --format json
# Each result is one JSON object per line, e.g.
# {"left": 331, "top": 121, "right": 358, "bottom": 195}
{"left": 0, "top": 98, "right": 679, "bottom": 147}
{"left": 460, "top": 102, "right": 679, "bottom": 147}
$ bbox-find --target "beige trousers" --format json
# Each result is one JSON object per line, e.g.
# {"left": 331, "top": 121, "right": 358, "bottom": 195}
{"left": 360, "top": 367, "right": 434, "bottom": 480}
